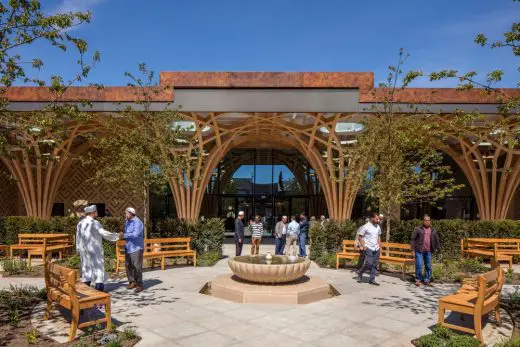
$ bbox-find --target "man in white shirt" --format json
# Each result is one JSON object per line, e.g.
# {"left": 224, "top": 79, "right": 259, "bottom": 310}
{"left": 356, "top": 212, "right": 382, "bottom": 286}
{"left": 284, "top": 215, "right": 300, "bottom": 256}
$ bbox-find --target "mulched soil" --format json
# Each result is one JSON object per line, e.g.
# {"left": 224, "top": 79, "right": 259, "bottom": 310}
{"left": 0, "top": 304, "right": 140, "bottom": 347}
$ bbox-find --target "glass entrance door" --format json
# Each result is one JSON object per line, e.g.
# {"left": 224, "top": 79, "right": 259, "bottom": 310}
{"left": 254, "top": 196, "right": 273, "bottom": 236}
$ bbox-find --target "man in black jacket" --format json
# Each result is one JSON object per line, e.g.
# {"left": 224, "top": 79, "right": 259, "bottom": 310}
{"left": 410, "top": 214, "right": 440, "bottom": 286}
{"left": 234, "top": 211, "right": 245, "bottom": 256}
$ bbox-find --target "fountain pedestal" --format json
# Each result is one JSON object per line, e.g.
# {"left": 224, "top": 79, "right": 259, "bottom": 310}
{"left": 211, "top": 274, "right": 330, "bottom": 304}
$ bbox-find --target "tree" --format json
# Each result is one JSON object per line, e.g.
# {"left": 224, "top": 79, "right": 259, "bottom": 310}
{"left": 83, "top": 64, "right": 187, "bottom": 233}
{"left": 429, "top": 4, "right": 519, "bottom": 220}
{"left": 0, "top": 0, "right": 94, "bottom": 90}
{"left": 0, "top": 1, "right": 99, "bottom": 219}
{"left": 352, "top": 49, "right": 463, "bottom": 241}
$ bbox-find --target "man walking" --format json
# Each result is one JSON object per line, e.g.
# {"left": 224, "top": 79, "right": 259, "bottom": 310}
{"left": 123, "top": 207, "right": 144, "bottom": 293}
{"left": 285, "top": 215, "right": 300, "bottom": 256}
{"left": 356, "top": 212, "right": 382, "bottom": 286}
{"left": 298, "top": 212, "right": 309, "bottom": 257}
{"left": 411, "top": 214, "right": 440, "bottom": 286}
{"left": 250, "top": 215, "right": 263, "bottom": 255}
{"left": 274, "top": 216, "right": 288, "bottom": 255}
{"left": 76, "top": 205, "right": 119, "bottom": 292}
{"left": 234, "top": 211, "right": 245, "bottom": 256}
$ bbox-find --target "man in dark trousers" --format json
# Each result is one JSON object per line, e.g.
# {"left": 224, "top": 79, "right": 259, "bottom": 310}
{"left": 298, "top": 212, "right": 309, "bottom": 257}
{"left": 234, "top": 211, "right": 245, "bottom": 256}
{"left": 410, "top": 214, "right": 440, "bottom": 287}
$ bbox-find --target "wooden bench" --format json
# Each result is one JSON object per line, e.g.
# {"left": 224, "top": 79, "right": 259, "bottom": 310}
{"left": 10, "top": 233, "right": 74, "bottom": 266}
{"left": 44, "top": 254, "right": 112, "bottom": 342}
{"left": 438, "top": 266, "right": 504, "bottom": 342}
{"left": 336, "top": 240, "right": 360, "bottom": 269}
{"left": 115, "top": 237, "right": 197, "bottom": 273}
{"left": 379, "top": 242, "right": 415, "bottom": 280}
{"left": 461, "top": 239, "right": 513, "bottom": 269}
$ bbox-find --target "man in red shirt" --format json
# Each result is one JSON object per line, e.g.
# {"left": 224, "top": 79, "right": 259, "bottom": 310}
{"left": 410, "top": 215, "right": 440, "bottom": 286}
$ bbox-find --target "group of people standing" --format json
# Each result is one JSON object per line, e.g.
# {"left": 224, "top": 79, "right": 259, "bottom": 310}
{"left": 234, "top": 212, "right": 326, "bottom": 257}
{"left": 355, "top": 212, "right": 440, "bottom": 286}
{"left": 75, "top": 205, "right": 145, "bottom": 295}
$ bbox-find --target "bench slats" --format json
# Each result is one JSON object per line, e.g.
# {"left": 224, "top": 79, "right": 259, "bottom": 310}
{"left": 44, "top": 254, "right": 111, "bottom": 342}
{"left": 116, "top": 237, "right": 197, "bottom": 273}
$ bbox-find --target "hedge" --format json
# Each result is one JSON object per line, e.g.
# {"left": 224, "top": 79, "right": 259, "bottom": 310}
{"left": 310, "top": 219, "right": 520, "bottom": 260}
{"left": 0, "top": 216, "right": 225, "bottom": 257}
{"left": 152, "top": 217, "right": 225, "bottom": 255}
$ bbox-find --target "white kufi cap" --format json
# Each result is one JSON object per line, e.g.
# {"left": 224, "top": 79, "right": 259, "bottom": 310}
{"left": 126, "top": 207, "right": 136, "bottom": 215}
{"left": 84, "top": 205, "right": 97, "bottom": 213}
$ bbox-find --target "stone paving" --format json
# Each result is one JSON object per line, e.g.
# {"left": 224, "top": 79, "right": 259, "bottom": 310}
{"left": 0, "top": 241, "right": 517, "bottom": 346}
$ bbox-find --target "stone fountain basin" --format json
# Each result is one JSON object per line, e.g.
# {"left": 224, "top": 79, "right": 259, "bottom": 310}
{"left": 228, "top": 255, "right": 311, "bottom": 284}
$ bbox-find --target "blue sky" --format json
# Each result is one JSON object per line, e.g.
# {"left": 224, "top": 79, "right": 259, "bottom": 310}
{"left": 16, "top": 0, "right": 520, "bottom": 87}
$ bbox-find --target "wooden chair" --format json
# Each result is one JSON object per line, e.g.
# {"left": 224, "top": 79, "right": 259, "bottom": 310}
{"left": 44, "top": 254, "right": 112, "bottom": 341}
{"left": 379, "top": 242, "right": 415, "bottom": 280}
{"left": 336, "top": 240, "right": 359, "bottom": 269}
{"left": 438, "top": 266, "right": 505, "bottom": 342}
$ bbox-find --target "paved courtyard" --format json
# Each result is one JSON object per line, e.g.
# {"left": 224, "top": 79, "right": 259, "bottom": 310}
{"left": 1, "top": 241, "right": 516, "bottom": 346}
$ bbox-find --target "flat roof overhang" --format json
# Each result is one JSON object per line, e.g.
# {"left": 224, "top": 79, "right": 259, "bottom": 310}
{"left": 3, "top": 72, "right": 519, "bottom": 114}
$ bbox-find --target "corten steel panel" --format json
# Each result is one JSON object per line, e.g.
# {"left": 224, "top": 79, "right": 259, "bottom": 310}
{"left": 172, "top": 89, "right": 359, "bottom": 112}
{"left": 160, "top": 72, "right": 374, "bottom": 91}
{"left": 4, "top": 86, "right": 173, "bottom": 102}
{"left": 360, "top": 88, "right": 520, "bottom": 104}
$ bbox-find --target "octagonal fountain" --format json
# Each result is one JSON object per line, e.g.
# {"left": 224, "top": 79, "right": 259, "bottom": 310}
{"left": 205, "top": 252, "right": 337, "bottom": 304}
{"left": 228, "top": 254, "right": 311, "bottom": 283}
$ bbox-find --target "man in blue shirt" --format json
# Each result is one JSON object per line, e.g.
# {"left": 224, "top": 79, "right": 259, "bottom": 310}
{"left": 123, "top": 207, "right": 144, "bottom": 293}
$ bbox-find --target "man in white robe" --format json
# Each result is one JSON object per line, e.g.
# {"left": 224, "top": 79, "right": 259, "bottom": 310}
{"left": 76, "top": 205, "right": 119, "bottom": 292}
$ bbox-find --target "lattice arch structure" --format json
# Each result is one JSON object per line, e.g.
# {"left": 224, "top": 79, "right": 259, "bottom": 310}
{"left": 168, "top": 112, "right": 368, "bottom": 221}
{"left": 440, "top": 114, "right": 520, "bottom": 220}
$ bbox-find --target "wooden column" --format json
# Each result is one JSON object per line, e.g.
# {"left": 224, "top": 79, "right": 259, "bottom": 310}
{"left": 444, "top": 134, "right": 520, "bottom": 220}
{"left": 1, "top": 125, "right": 85, "bottom": 219}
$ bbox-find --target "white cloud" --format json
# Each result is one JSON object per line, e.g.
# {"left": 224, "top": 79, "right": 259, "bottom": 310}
{"left": 52, "top": 0, "right": 107, "bottom": 14}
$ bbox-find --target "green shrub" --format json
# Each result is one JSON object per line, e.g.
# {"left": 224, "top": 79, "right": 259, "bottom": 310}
{"left": 310, "top": 219, "right": 520, "bottom": 259}
{"left": 190, "top": 218, "right": 225, "bottom": 255}
{"left": 310, "top": 220, "right": 359, "bottom": 261}
{"left": 63, "top": 255, "right": 81, "bottom": 269}
{"left": 315, "top": 253, "right": 338, "bottom": 268}
{"left": 119, "top": 327, "right": 138, "bottom": 341}
{"left": 0, "top": 285, "right": 45, "bottom": 326}
{"left": 197, "top": 251, "right": 221, "bottom": 266}
{"left": 431, "top": 258, "right": 487, "bottom": 283}
{"left": 446, "top": 335, "right": 480, "bottom": 347}
{"left": 416, "top": 325, "right": 480, "bottom": 347}
{"left": 3, "top": 216, "right": 124, "bottom": 245}
{"left": 25, "top": 328, "right": 39, "bottom": 344}
{"left": 153, "top": 218, "right": 225, "bottom": 256}
{"left": 417, "top": 334, "right": 445, "bottom": 347}
{"left": 1, "top": 258, "right": 30, "bottom": 275}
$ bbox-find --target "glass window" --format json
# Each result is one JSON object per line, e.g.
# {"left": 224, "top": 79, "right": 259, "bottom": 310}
{"left": 254, "top": 165, "right": 273, "bottom": 195}
{"left": 223, "top": 165, "right": 254, "bottom": 194}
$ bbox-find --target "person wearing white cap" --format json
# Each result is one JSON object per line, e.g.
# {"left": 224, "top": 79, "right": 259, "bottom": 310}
{"left": 76, "top": 205, "right": 119, "bottom": 292}
{"left": 123, "top": 207, "right": 144, "bottom": 293}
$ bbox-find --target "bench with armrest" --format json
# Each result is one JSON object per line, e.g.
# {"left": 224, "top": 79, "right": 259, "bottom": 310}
{"left": 460, "top": 239, "right": 513, "bottom": 269}
{"left": 116, "top": 237, "right": 197, "bottom": 273}
{"left": 10, "top": 233, "right": 74, "bottom": 266}
{"left": 335, "top": 240, "right": 359, "bottom": 269}
{"left": 379, "top": 242, "right": 415, "bottom": 280}
{"left": 438, "top": 266, "right": 505, "bottom": 342}
{"left": 44, "top": 254, "right": 112, "bottom": 342}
